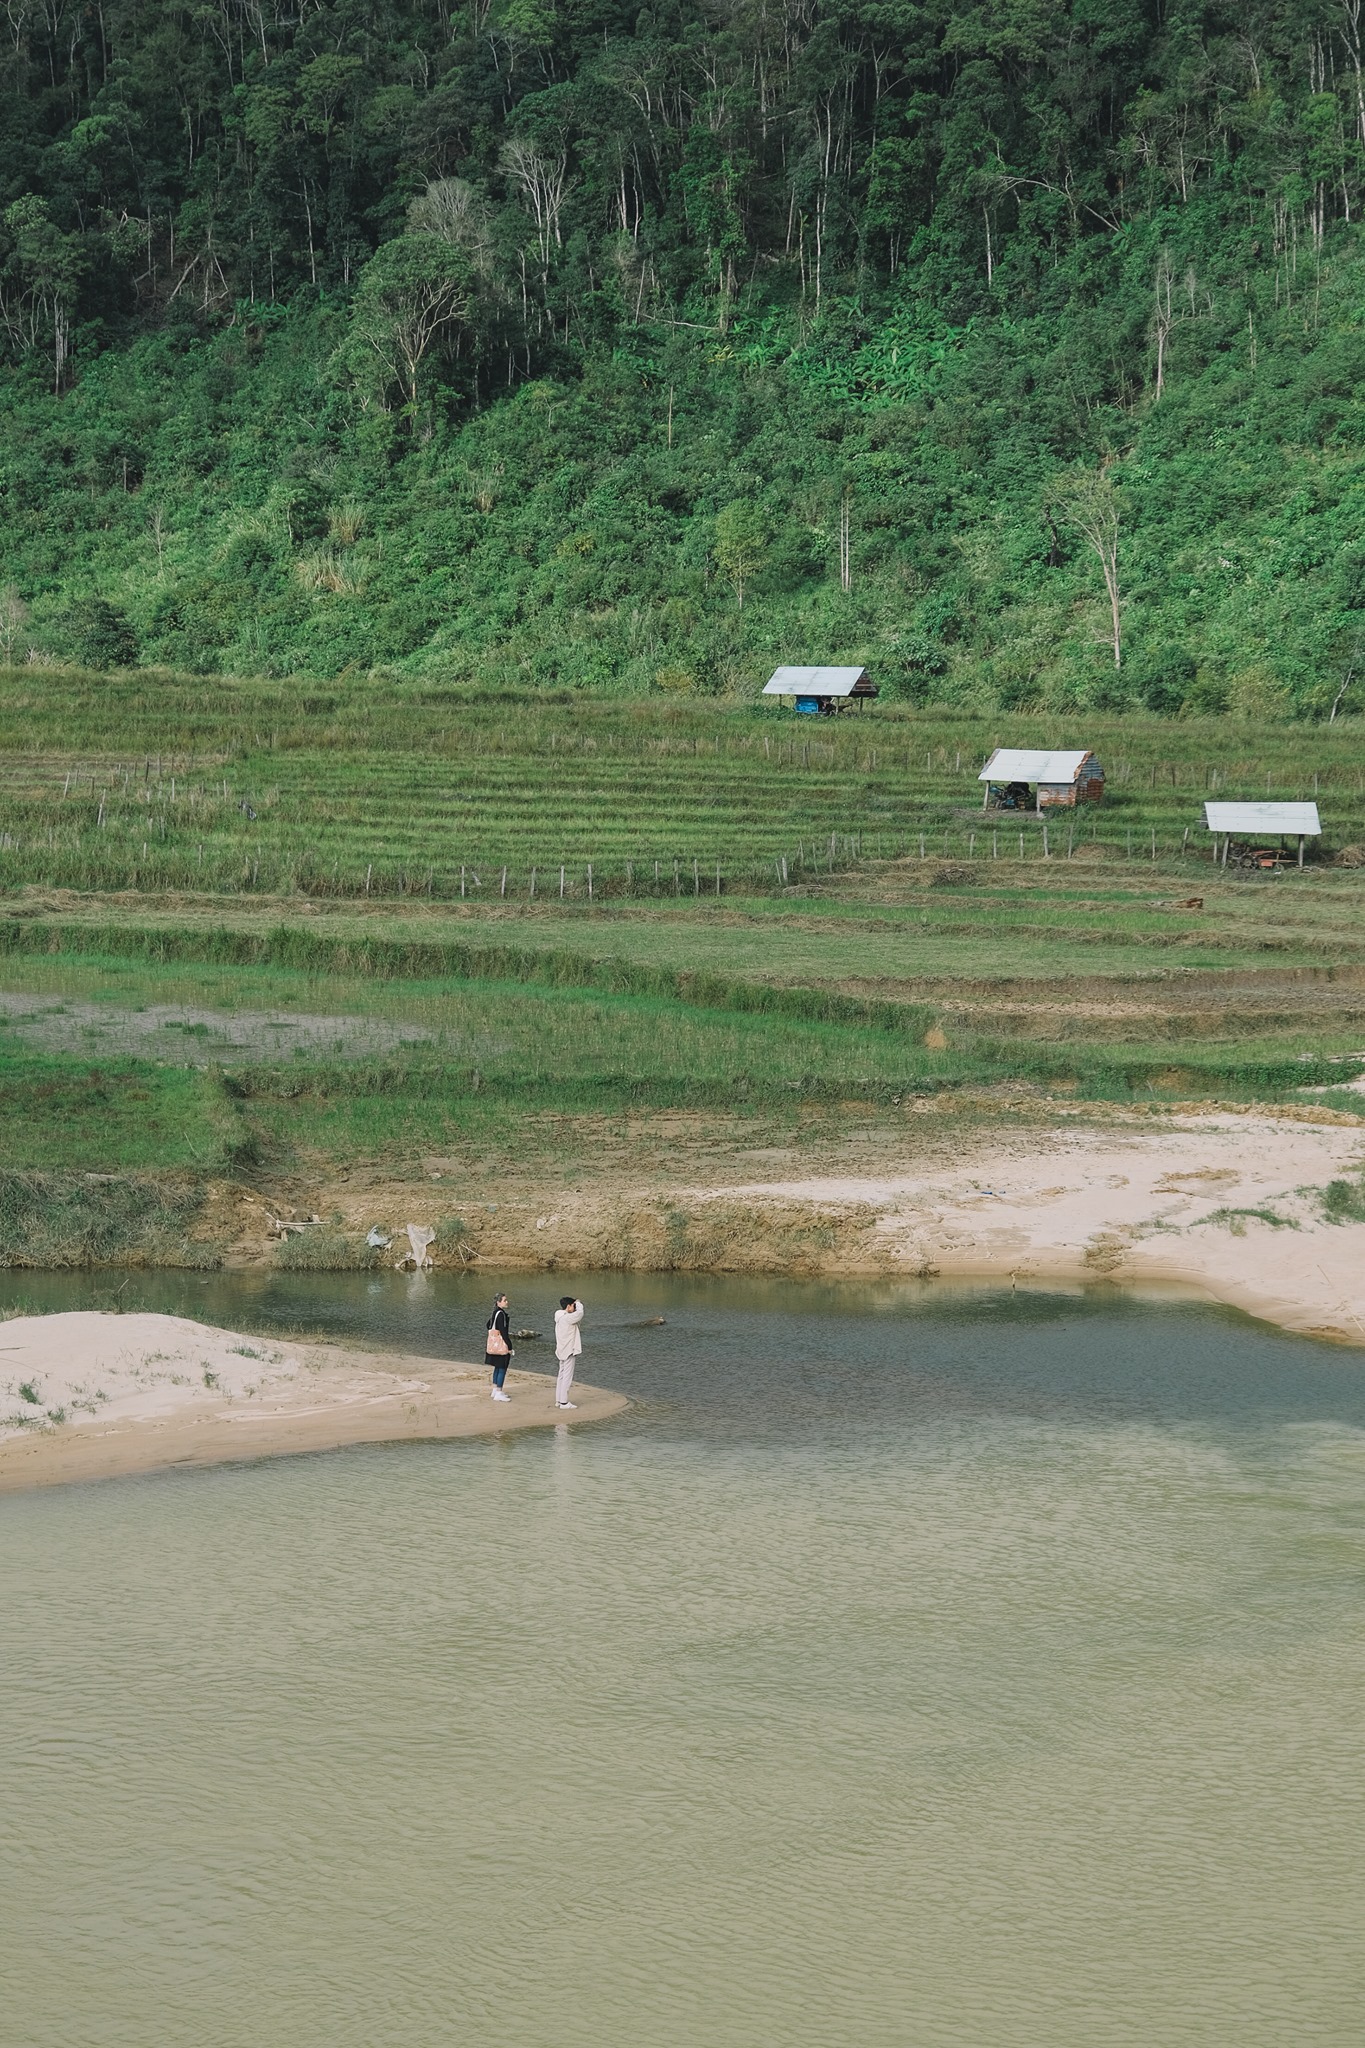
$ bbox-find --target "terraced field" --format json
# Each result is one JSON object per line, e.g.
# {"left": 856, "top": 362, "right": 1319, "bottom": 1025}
{"left": 3, "top": 667, "right": 1365, "bottom": 1269}
{"left": 3, "top": 669, "right": 1363, "bottom": 898}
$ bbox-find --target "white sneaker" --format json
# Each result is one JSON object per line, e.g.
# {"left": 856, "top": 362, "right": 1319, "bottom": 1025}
{"left": 557, "top": 1401, "right": 577, "bottom": 1410}
{"left": 492, "top": 1389, "right": 511, "bottom": 1402}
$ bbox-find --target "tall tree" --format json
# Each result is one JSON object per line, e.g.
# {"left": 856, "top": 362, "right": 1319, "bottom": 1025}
{"left": 342, "top": 234, "right": 477, "bottom": 420}
{"left": 1053, "top": 466, "right": 1123, "bottom": 670}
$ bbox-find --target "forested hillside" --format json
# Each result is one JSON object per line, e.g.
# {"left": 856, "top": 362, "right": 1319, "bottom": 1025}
{"left": 1, "top": 0, "right": 1363, "bottom": 713}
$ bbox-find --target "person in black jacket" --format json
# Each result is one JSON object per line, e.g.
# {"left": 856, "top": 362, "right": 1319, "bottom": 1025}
{"left": 486, "top": 1293, "right": 514, "bottom": 1400}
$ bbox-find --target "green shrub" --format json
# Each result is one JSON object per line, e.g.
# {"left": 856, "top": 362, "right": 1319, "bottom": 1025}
{"left": 60, "top": 597, "right": 138, "bottom": 669}
{"left": 271, "top": 1225, "right": 383, "bottom": 1271}
{"left": 1321, "top": 1177, "right": 1365, "bottom": 1224}
{"left": 0, "top": 1170, "right": 207, "bottom": 1267}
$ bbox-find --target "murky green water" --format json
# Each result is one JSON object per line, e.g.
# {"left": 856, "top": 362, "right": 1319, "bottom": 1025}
{"left": 4, "top": 1272, "right": 1364, "bottom": 2047}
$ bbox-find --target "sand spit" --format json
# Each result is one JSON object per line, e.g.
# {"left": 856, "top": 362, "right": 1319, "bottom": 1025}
{"left": 0, "top": 1312, "right": 627, "bottom": 1492}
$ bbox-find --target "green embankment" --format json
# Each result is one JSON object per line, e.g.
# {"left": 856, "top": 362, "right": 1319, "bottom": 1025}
{"left": 2, "top": 909, "right": 1363, "bottom": 1188}
{"left": 4, "top": 863, "right": 1364, "bottom": 1264}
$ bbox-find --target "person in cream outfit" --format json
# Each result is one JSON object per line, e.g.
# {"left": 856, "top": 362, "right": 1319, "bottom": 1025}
{"left": 553, "top": 1296, "right": 584, "bottom": 1410}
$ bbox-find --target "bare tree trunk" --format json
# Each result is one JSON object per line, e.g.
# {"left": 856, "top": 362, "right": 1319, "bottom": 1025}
{"left": 302, "top": 181, "right": 316, "bottom": 285}
{"left": 1343, "top": 0, "right": 1365, "bottom": 142}
{"left": 1054, "top": 468, "right": 1122, "bottom": 668}
{"left": 1104, "top": 550, "right": 1121, "bottom": 668}
{"left": 1151, "top": 253, "right": 1173, "bottom": 400}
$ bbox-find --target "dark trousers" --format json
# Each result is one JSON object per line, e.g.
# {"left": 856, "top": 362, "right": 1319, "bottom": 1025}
{"left": 491, "top": 1358, "right": 509, "bottom": 1387}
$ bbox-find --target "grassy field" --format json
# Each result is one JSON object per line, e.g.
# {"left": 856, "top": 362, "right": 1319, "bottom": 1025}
{"left": 3, "top": 865, "right": 1364, "bottom": 1170}
{"left": 3, "top": 671, "right": 1365, "bottom": 1266}
{"left": 3, "top": 669, "right": 1364, "bottom": 899}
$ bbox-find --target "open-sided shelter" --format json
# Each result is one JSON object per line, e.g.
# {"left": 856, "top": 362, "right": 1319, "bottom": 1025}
{"left": 978, "top": 747, "right": 1105, "bottom": 811}
{"left": 1204, "top": 801, "right": 1321, "bottom": 869}
{"left": 762, "top": 666, "right": 877, "bottom": 715}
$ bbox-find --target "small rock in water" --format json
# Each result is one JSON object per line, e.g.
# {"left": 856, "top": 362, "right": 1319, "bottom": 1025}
{"left": 513, "top": 1328, "right": 541, "bottom": 1340}
{"left": 625, "top": 1316, "right": 666, "bottom": 1328}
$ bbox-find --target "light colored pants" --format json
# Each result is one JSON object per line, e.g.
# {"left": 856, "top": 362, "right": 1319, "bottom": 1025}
{"left": 555, "top": 1355, "right": 577, "bottom": 1405}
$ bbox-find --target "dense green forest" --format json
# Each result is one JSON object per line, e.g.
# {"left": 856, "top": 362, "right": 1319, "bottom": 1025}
{"left": 1, "top": 0, "right": 1363, "bottom": 713}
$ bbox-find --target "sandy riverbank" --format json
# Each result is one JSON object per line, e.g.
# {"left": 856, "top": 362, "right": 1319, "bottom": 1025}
{"left": 685, "top": 1112, "right": 1365, "bottom": 1346}
{"left": 176, "top": 1107, "right": 1365, "bottom": 1347}
{"left": 0, "top": 1312, "right": 627, "bottom": 1492}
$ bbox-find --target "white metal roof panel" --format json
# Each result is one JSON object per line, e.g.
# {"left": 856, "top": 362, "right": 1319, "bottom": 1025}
{"left": 763, "top": 666, "right": 868, "bottom": 696}
{"left": 979, "top": 748, "right": 1095, "bottom": 783}
{"left": 1203, "top": 801, "right": 1321, "bottom": 835}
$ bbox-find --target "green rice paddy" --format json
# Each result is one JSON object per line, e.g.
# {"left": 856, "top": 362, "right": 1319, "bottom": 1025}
{"left": 3, "top": 669, "right": 1363, "bottom": 898}
{"left": 2, "top": 669, "right": 1364, "bottom": 1263}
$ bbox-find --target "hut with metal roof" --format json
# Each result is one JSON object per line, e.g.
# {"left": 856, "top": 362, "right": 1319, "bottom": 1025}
{"left": 1204, "top": 801, "right": 1321, "bottom": 869}
{"left": 762, "top": 666, "right": 877, "bottom": 715}
{"left": 978, "top": 747, "right": 1105, "bottom": 812}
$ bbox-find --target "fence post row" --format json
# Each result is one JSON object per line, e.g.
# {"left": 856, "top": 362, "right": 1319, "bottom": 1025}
{"left": 5, "top": 773, "right": 1335, "bottom": 899}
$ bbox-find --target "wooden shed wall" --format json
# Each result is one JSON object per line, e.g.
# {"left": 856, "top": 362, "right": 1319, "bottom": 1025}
{"left": 1037, "top": 765, "right": 1105, "bottom": 809}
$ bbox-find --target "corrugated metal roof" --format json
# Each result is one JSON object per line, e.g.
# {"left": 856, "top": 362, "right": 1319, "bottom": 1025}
{"left": 1204, "top": 801, "right": 1321, "bottom": 835}
{"left": 979, "top": 748, "right": 1096, "bottom": 783}
{"left": 763, "top": 666, "right": 870, "bottom": 696}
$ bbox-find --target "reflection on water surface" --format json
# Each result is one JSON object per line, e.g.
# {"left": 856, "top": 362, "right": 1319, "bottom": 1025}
{"left": 3, "top": 1272, "right": 1363, "bottom": 2047}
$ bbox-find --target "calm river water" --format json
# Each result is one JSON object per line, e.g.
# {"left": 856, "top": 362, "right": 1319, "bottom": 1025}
{"left": 3, "top": 1272, "right": 1364, "bottom": 2047}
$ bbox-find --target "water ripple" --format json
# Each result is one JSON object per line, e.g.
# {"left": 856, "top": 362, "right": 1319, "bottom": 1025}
{"left": 3, "top": 1285, "right": 1364, "bottom": 2045}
